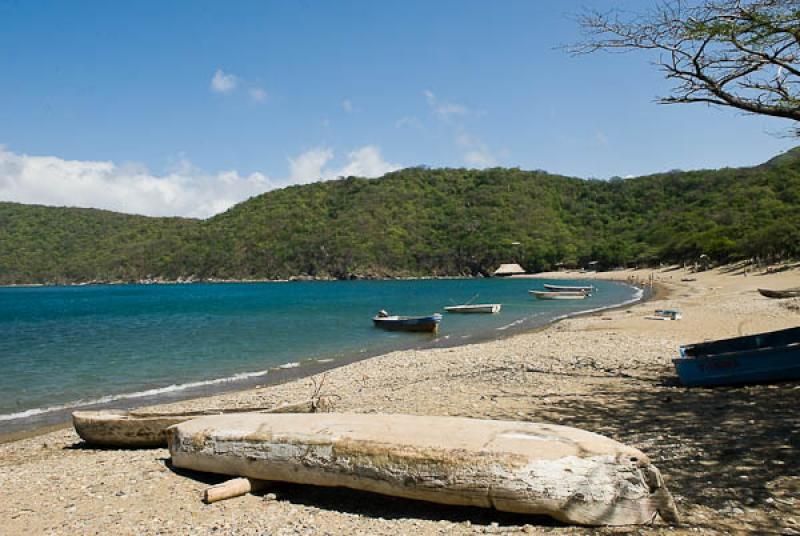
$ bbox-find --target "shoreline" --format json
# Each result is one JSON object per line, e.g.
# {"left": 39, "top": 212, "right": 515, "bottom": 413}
{"left": 2, "top": 264, "right": 799, "bottom": 534}
{"left": 0, "top": 279, "right": 651, "bottom": 443}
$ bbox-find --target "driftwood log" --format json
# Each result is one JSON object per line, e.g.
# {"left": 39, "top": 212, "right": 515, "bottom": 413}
{"left": 202, "top": 477, "right": 268, "bottom": 503}
{"left": 167, "top": 413, "right": 679, "bottom": 526}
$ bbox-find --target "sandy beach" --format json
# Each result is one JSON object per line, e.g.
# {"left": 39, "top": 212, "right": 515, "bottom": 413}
{"left": 1, "top": 265, "right": 798, "bottom": 535}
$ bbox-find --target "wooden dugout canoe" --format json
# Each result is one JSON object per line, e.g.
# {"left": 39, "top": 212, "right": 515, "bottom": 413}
{"left": 758, "top": 287, "right": 800, "bottom": 299}
{"left": 72, "top": 399, "right": 315, "bottom": 448}
{"left": 167, "top": 413, "right": 679, "bottom": 526}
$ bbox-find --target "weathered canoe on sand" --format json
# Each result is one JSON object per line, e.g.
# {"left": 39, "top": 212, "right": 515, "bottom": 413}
{"left": 758, "top": 287, "right": 800, "bottom": 299}
{"left": 167, "top": 413, "right": 679, "bottom": 526}
{"left": 73, "top": 399, "right": 315, "bottom": 448}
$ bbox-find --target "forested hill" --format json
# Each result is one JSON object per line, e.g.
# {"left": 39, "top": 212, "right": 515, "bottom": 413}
{"left": 2, "top": 148, "right": 799, "bottom": 284}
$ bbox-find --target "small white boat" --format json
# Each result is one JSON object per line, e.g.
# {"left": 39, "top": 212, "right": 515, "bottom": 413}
{"left": 444, "top": 303, "right": 502, "bottom": 314}
{"left": 530, "top": 290, "right": 588, "bottom": 300}
{"left": 543, "top": 283, "right": 594, "bottom": 292}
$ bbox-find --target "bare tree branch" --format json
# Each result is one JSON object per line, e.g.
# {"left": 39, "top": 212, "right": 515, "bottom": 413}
{"left": 570, "top": 0, "right": 800, "bottom": 133}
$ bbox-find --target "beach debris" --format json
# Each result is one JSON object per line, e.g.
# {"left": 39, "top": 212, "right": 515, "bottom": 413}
{"left": 646, "top": 309, "right": 682, "bottom": 321}
{"left": 203, "top": 477, "right": 268, "bottom": 504}
{"left": 782, "top": 298, "right": 800, "bottom": 313}
{"left": 309, "top": 373, "right": 339, "bottom": 412}
{"left": 167, "top": 413, "right": 680, "bottom": 526}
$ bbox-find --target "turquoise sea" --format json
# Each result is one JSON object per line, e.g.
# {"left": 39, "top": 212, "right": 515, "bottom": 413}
{"left": 0, "top": 278, "right": 641, "bottom": 433}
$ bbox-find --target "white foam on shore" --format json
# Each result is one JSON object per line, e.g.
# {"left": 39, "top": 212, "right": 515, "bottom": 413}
{"left": 497, "top": 318, "right": 527, "bottom": 331}
{"left": 551, "top": 284, "right": 645, "bottom": 323}
{"left": 0, "top": 368, "right": 273, "bottom": 422}
{"left": 277, "top": 362, "right": 300, "bottom": 369}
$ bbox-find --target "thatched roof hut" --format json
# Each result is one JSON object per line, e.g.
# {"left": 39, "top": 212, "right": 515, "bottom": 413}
{"left": 493, "top": 263, "right": 526, "bottom": 277}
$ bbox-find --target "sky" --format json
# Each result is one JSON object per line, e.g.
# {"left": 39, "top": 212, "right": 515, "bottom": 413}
{"left": 0, "top": 0, "right": 796, "bottom": 218}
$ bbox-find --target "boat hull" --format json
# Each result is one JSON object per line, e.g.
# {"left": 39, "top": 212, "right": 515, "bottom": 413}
{"left": 73, "top": 410, "right": 189, "bottom": 448}
{"left": 675, "top": 326, "right": 800, "bottom": 387}
{"left": 680, "top": 326, "right": 800, "bottom": 358}
{"left": 372, "top": 314, "right": 442, "bottom": 332}
{"left": 673, "top": 344, "right": 800, "bottom": 387}
{"left": 530, "top": 290, "right": 587, "bottom": 300}
{"left": 73, "top": 400, "right": 315, "bottom": 447}
{"left": 167, "top": 413, "right": 679, "bottom": 526}
{"left": 758, "top": 288, "right": 800, "bottom": 299}
{"left": 543, "top": 284, "right": 593, "bottom": 292}
{"left": 444, "top": 304, "right": 501, "bottom": 314}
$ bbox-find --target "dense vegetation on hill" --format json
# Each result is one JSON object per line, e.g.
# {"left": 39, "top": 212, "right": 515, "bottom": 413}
{"left": 2, "top": 149, "right": 799, "bottom": 284}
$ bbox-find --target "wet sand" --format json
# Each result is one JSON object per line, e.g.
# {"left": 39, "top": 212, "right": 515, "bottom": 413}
{"left": 1, "top": 264, "right": 798, "bottom": 535}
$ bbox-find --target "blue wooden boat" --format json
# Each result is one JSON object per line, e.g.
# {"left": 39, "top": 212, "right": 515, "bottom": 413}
{"left": 372, "top": 311, "right": 442, "bottom": 333}
{"left": 673, "top": 326, "right": 800, "bottom": 387}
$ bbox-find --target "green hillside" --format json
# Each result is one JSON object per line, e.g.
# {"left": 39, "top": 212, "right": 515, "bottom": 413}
{"left": 2, "top": 149, "right": 799, "bottom": 284}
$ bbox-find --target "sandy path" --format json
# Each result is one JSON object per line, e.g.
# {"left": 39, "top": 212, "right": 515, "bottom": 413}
{"left": 1, "top": 265, "right": 798, "bottom": 535}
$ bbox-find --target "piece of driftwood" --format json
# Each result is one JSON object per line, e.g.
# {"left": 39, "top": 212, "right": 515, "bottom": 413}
{"left": 72, "top": 399, "right": 318, "bottom": 448}
{"left": 167, "top": 413, "right": 679, "bottom": 526}
{"left": 203, "top": 477, "right": 268, "bottom": 503}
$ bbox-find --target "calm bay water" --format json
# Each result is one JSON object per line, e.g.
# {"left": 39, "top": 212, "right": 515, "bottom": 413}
{"left": 0, "top": 278, "right": 640, "bottom": 430}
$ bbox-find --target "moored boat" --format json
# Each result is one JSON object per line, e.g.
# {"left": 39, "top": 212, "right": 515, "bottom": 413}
{"left": 529, "top": 290, "right": 588, "bottom": 300}
{"left": 372, "top": 311, "right": 442, "bottom": 332}
{"left": 673, "top": 326, "right": 800, "bottom": 387}
{"left": 444, "top": 303, "right": 501, "bottom": 314}
{"left": 543, "top": 283, "right": 594, "bottom": 292}
{"left": 758, "top": 288, "right": 800, "bottom": 299}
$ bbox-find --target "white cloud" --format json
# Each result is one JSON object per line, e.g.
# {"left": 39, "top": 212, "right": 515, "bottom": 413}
{"left": 0, "top": 147, "right": 271, "bottom": 218}
{"left": 288, "top": 147, "right": 334, "bottom": 184}
{"left": 457, "top": 133, "right": 497, "bottom": 168}
{"left": 210, "top": 69, "right": 238, "bottom": 94}
{"left": 394, "top": 116, "right": 423, "bottom": 129}
{"left": 341, "top": 99, "right": 353, "bottom": 113}
{"left": 464, "top": 150, "right": 497, "bottom": 168}
{"left": 335, "top": 146, "right": 400, "bottom": 178}
{"left": 0, "top": 144, "right": 402, "bottom": 218}
{"left": 287, "top": 145, "right": 400, "bottom": 184}
{"left": 249, "top": 87, "right": 267, "bottom": 103}
{"left": 423, "top": 89, "right": 468, "bottom": 121}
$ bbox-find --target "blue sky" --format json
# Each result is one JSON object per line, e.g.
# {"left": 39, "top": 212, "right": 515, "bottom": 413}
{"left": 0, "top": 0, "right": 796, "bottom": 217}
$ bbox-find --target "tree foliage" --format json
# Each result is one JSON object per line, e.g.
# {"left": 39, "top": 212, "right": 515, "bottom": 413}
{"left": 1, "top": 148, "right": 800, "bottom": 284}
